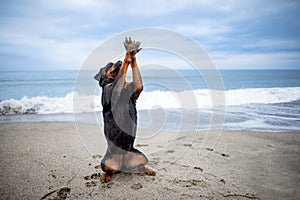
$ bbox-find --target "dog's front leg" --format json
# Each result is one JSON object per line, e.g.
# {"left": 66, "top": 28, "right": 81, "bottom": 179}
{"left": 113, "top": 52, "right": 131, "bottom": 97}
{"left": 130, "top": 57, "right": 143, "bottom": 99}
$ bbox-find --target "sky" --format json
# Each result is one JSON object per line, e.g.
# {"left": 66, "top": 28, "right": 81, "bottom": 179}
{"left": 0, "top": 0, "right": 299, "bottom": 70}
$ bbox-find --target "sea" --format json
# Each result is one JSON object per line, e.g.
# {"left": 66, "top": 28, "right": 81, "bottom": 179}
{"left": 0, "top": 69, "right": 300, "bottom": 132}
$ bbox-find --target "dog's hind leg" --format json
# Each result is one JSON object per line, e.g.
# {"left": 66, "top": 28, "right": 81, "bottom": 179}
{"left": 100, "top": 154, "right": 123, "bottom": 182}
{"left": 124, "top": 151, "right": 156, "bottom": 176}
{"left": 124, "top": 151, "right": 147, "bottom": 169}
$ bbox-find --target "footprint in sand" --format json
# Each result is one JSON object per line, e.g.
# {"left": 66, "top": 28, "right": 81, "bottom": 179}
{"left": 84, "top": 172, "right": 101, "bottom": 180}
{"left": 101, "top": 182, "right": 114, "bottom": 188}
{"left": 194, "top": 166, "right": 203, "bottom": 172}
{"left": 85, "top": 181, "right": 97, "bottom": 187}
{"left": 166, "top": 150, "right": 175, "bottom": 153}
{"left": 204, "top": 148, "right": 230, "bottom": 157}
{"left": 135, "top": 144, "right": 148, "bottom": 147}
{"left": 171, "top": 179, "right": 204, "bottom": 188}
{"left": 220, "top": 179, "right": 226, "bottom": 184}
{"left": 92, "top": 154, "right": 102, "bottom": 159}
{"left": 131, "top": 183, "right": 143, "bottom": 190}
{"left": 205, "top": 148, "right": 214, "bottom": 151}
{"left": 40, "top": 187, "right": 71, "bottom": 200}
{"left": 221, "top": 153, "right": 230, "bottom": 157}
{"left": 94, "top": 165, "right": 101, "bottom": 169}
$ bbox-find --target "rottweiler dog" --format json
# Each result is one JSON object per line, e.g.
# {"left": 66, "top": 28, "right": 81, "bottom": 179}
{"left": 94, "top": 37, "right": 155, "bottom": 183}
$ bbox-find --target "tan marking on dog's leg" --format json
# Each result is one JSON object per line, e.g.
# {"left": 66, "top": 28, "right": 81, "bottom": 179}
{"left": 124, "top": 152, "right": 148, "bottom": 169}
{"left": 104, "top": 154, "right": 123, "bottom": 172}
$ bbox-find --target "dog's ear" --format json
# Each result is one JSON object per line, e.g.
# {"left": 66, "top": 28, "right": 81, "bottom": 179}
{"left": 94, "top": 69, "right": 102, "bottom": 81}
{"left": 94, "top": 62, "right": 113, "bottom": 81}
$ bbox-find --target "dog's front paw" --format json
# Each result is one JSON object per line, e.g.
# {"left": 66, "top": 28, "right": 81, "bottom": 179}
{"left": 123, "top": 37, "right": 142, "bottom": 55}
{"left": 100, "top": 173, "right": 112, "bottom": 183}
{"left": 145, "top": 168, "right": 156, "bottom": 176}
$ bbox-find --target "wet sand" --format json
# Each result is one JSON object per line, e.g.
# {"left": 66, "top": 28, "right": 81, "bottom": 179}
{"left": 0, "top": 122, "right": 299, "bottom": 199}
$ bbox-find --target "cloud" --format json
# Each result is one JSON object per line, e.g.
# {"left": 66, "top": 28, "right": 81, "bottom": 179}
{"left": 175, "top": 23, "right": 232, "bottom": 38}
{"left": 211, "top": 51, "right": 300, "bottom": 69}
{"left": 0, "top": 0, "right": 299, "bottom": 70}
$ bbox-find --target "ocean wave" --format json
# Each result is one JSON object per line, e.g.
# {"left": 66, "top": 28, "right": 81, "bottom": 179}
{"left": 0, "top": 87, "right": 299, "bottom": 115}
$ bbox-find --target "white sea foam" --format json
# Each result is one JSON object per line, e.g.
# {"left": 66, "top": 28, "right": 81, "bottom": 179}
{"left": 138, "top": 87, "right": 300, "bottom": 109}
{"left": 0, "top": 87, "right": 299, "bottom": 115}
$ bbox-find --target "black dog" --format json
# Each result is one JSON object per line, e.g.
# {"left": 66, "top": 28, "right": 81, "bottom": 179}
{"left": 94, "top": 38, "right": 155, "bottom": 183}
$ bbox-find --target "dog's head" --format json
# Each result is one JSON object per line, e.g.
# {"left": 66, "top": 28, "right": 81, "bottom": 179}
{"left": 94, "top": 61, "right": 122, "bottom": 87}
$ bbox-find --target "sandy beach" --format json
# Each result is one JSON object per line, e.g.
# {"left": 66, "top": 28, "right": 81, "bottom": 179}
{"left": 0, "top": 122, "right": 299, "bottom": 199}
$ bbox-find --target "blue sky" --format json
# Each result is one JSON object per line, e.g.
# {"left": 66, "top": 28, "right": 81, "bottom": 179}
{"left": 0, "top": 0, "right": 299, "bottom": 70}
